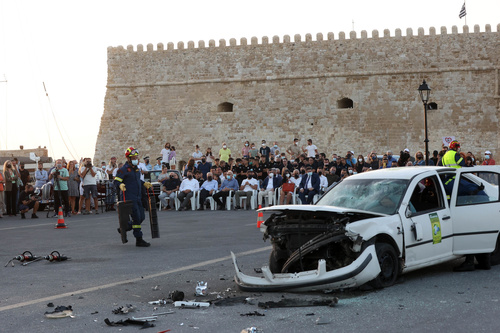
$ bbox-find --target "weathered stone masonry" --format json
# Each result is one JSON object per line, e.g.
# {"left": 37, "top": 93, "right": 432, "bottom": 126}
{"left": 95, "top": 24, "right": 500, "bottom": 163}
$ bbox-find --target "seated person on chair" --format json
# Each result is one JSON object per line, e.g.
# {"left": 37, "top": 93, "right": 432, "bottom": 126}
{"left": 198, "top": 172, "right": 218, "bottom": 210}
{"left": 298, "top": 166, "right": 320, "bottom": 204}
{"left": 235, "top": 171, "right": 259, "bottom": 210}
{"left": 212, "top": 171, "right": 239, "bottom": 210}
{"left": 159, "top": 172, "right": 180, "bottom": 210}
{"left": 177, "top": 171, "right": 199, "bottom": 211}
{"left": 258, "top": 168, "right": 282, "bottom": 207}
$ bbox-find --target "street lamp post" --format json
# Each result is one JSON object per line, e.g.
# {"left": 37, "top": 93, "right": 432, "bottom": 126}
{"left": 418, "top": 80, "right": 431, "bottom": 166}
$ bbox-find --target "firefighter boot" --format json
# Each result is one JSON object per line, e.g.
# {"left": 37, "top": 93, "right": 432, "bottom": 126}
{"left": 453, "top": 255, "right": 475, "bottom": 272}
{"left": 136, "top": 238, "right": 151, "bottom": 247}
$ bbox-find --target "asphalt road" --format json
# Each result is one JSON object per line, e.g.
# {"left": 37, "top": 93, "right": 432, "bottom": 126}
{"left": 1, "top": 208, "right": 499, "bottom": 333}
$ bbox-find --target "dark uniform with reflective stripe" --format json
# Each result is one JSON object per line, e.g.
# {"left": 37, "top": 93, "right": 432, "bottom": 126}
{"left": 114, "top": 162, "right": 145, "bottom": 238}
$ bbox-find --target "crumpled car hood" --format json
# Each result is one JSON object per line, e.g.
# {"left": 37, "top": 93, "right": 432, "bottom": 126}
{"left": 259, "top": 204, "right": 388, "bottom": 218}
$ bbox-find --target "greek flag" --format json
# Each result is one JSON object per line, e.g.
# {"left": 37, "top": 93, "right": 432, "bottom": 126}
{"left": 459, "top": 3, "right": 466, "bottom": 19}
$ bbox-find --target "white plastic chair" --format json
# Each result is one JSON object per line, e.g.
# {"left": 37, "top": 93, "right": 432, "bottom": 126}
{"left": 238, "top": 190, "right": 258, "bottom": 210}
{"left": 174, "top": 190, "right": 198, "bottom": 210}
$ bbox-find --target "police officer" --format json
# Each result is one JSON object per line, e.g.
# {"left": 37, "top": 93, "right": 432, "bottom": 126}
{"left": 439, "top": 140, "right": 489, "bottom": 271}
{"left": 114, "top": 147, "right": 152, "bottom": 247}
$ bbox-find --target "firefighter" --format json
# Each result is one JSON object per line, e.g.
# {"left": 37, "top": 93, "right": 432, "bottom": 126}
{"left": 114, "top": 147, "right": 152, "bottom": 247}
{"left": 439, "top": 140, "right": 489, "bottom": 271}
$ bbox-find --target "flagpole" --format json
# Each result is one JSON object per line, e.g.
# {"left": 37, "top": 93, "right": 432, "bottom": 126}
{"left": 464, "top": 0, "right": 467, "bottom": 26}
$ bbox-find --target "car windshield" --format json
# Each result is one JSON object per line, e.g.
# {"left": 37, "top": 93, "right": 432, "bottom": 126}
{"left": 317, "top": 178, "right": 409, "bottom": 215}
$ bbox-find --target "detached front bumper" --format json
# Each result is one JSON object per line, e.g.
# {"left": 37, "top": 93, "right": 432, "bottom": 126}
{"left": 232, "top": 244, "right": 380, "bottom": 292}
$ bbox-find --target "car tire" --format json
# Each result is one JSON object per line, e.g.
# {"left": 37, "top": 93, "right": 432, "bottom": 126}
{"left": 490, "top": 235, "right": 500, "bottom": 266}
{"left": 369, "top": 243, "right": 399, "bottom": 289}
{"left": 269, "top": 249, "right": 288, "bottom": 274}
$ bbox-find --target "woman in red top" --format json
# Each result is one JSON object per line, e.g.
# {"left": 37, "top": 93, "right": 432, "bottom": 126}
{"left": 482, "top": 151, "right": 496, "bottom": 165}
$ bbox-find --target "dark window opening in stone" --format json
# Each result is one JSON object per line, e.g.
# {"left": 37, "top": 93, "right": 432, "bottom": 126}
{"left": 428, "top": 102, "right": 438, "bottom": 110}
{"left": 218, "top": 102, "right": 234, "bottom": 112}
{"left": 337, "top": 98, "right": 353, "bottom": 109}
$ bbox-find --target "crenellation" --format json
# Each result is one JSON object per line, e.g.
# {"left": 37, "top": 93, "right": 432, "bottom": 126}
{"left": 98, "top": 25, "right": 500, "bottom": 163}
{"left": 474, "top": 24, "right": 480, "bottom": 33}
{"left": 463, "top": 25, "right": 469, "bottom": 33}
{"left": 406, "top": 28, "right": 413, "bottom": 37}
{"left": 177, "top": 41, "right": 184, "bottom": 50}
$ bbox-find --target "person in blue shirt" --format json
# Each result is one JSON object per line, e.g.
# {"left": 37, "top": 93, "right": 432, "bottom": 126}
{"left": 114, "top": 147, "right": 153, "bottom": 247}
{"left": 212, "top": 171, "right": 239, "bottom": 210}
{"left": 386, "top": 150, "right": 398, "bottom": 168}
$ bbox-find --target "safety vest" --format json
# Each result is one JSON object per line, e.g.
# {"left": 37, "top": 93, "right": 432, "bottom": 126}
{"left": 442, "top": 150, "right": 463, "bottom": 169}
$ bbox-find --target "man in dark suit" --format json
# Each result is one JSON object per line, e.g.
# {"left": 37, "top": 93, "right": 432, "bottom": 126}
{"left": 299, "top": 166, "right": 320, "bottom": 204}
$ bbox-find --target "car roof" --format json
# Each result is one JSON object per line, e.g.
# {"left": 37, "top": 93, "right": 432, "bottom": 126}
{"left": 348, "top": 166, "right": 452, "bottom": 180}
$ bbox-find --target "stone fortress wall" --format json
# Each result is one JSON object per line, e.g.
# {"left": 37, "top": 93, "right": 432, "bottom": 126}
{"left": 95, "top": 24, "right": 500, "bottom": 164}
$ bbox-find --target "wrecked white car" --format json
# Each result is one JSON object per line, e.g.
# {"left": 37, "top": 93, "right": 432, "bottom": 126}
{"left": 233, "top": 166, "right": 500, "bottom": 291}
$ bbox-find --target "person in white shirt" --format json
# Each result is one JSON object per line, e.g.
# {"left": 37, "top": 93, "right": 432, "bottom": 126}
{"left": 280, "top": 169, "right": 302, "bottom": 205}
{"left": 161, "top": 142, "right": 171, "bottom": 168}
{"left": 192, "top": 145, "right": 203, "bottom": 164}
{"left": 80, "top": 158, "right": 99, "bottom": 215}
{"left": 302, "top": 139, "right": 318, "bottom": 158}
{"left": 234, "top": 171, "right": 259, "bottom": 210}
{"left": 319, "top": 169, "right": 328, "bottom": 192}
{"left": 105, "top": 157, "right": 118, "bottom": 180}
{"left": 198, "top": 172, "right": 218, "bottom": 210}
{"left": 138, "top": 157, "right": 150, "bottom": 182}
{"left": 177, "top": 170, "right": 199, "bottom": 211}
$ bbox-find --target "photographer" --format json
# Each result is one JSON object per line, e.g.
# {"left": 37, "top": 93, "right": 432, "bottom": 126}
{"left": 49, "top": 159, "right": 70, "bottom": 217}
{"left": 80, "top": 158, "right": 99, "bottom": 215}
{"left": 18, "top": 184, "right": 40, "bottom": 219}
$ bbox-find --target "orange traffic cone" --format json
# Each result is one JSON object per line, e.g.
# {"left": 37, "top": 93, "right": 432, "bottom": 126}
{"left": 257, "top": 205, "right": 264, "bottom": 228}
{"left": 55, "top": 207, "right": 68, "bottom": 229}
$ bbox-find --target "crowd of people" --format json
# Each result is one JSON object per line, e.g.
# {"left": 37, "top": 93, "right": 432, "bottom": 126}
{"left": 0, "top": 139, "right": 496, "bottom": 218}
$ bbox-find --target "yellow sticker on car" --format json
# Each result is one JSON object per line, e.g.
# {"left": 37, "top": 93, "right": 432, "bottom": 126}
{"left": 429, "top": 213, "right": 442, "bottom": 244}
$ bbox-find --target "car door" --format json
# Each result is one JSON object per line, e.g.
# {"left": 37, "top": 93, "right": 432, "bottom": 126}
{"left": 451, "top": 167, "right": 500, "bottom": 254}
{"left": 402, "top": 174, "right": 453, "bottom": 268}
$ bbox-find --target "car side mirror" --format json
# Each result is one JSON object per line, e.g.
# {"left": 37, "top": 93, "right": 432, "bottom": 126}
{"left": 405, "top": 205, "right": 412, "bottom": 218}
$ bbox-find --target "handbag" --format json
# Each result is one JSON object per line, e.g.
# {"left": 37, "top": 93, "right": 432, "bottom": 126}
{"left": 16, "top": 177, "right": 23, "bottom": 187}
{"left": 282, "top": 182, "right": 295, "bottom": 192}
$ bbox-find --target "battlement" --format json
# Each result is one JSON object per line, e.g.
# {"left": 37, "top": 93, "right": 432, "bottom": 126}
{"left": 109, "top": 24, "right": 499, "bottom": 53}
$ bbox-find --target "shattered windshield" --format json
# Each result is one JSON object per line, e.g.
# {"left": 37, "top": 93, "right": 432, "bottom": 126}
{"left": 317, "top": 178, "right": 409, "bottom": 215}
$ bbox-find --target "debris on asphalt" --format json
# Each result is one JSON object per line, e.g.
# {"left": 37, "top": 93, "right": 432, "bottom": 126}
{"left": 46, "top": 302, "right": 54, "bottom": 307}
{"left": 112, "top": 304, "right": 136, "bottom": 314}
{"left": 148, "top": 299, "right": 168, "bottom": 305}
{"left": 173, "top": 301, "right": 210, "bottom": 308}
{"left": 151, "top": 311, "right": 175, "bottom": 316}
{"left": 195, "top": 281, "right": 207, "bottom": 296}
{"left": 169, "top": 290, "right": 185, "bottom": 302}
{"left": 241, "top": 327, "right": 260, "bottom": 333}
{"left": 44, "top": 305, "right": 74, "bottom": 319}
{"left": 104, "top": 318, "right": 156, "bottom": 328}
{"left": 91, "top": 311, "right": 99, "bottom": 315}
{"left": 258, "top": 297, "right": 339, "bottom": 309}
{"left": 212, "top": 296, "right": 247, "bottom": 306}
{"left": 240, "top": 311, "right": 265, "bottom": 317}
{"left": 244, "top": 297, "right": 257, "bottom": 305}
{"left": 152, "top": 285, "right": 160, "bottom": 291}
{"left": 315, "top": 317, "right": 330, "bottom": 325}
{"left": 305, "top": 313, "right": 315, "bottom": 316}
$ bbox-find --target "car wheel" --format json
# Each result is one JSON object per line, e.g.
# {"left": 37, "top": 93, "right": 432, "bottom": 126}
{"left": 269, "top": 249, "right": 288, "bottom": 274}
{"left": 370, "top": 243, "right": 399, "bottom": 289}
{"left": 490, "top": 235, "right": 500, "bottom": 266}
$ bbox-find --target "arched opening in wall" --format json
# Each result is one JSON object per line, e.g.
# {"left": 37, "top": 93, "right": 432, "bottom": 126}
{"left": 337, "top": 98, "right": 353, "bottom": 109}
{"left": 217, "top": 102, "right": 234, "bottom": 112}
{"left": 427, "top": 102, "right": 438, "bottom": 110}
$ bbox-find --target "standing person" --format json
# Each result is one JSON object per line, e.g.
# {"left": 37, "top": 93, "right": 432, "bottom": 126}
{"left": 219, "top": 142, "right": 231, "bottom": 163}
{"left": 183, "top": 158, "right": 196, "bottom": 178}
{"left": 248, "top": 143, "right": 259, "bottom": 158}
{"left": 67, "top": 161, "right": 80, "bottom": 215}
{"left": 80, "top": 158, "right": 99, "bottom": 215}
{"left": 205, "top": 147, "right": 214, "bottom": 163}
{"left": 161, "top": 142, "right": 171, "bottom": 168}
{"left": 114, "top": 147, "right": 152, "bottom": 247}
{"left": 192, "top": 145, "right": 203, "bottom": 164}
{"left": 19, "top": 163, "right": 30, "bottom": 187}
{"left": 386, "top": 150, "right": 398, "bottom": 168}
{"left": 34, "top": 162, "right": 49, "bottom": 189}
{"left": 413, "top": 151, "right": 426, "bottom": 166}
{"left": 49, "top": 159, "right": 71, "bottom": 217}
{"left": 482, "top": 151, "right": 496, "bottom": 165}
{"left": 259, "top": 140, "right": 271, "bottom": 163}
{"left": 197, "top": 156, "right": 212, "bottom": 180}
{"left": 169, "top": 146, "right": 177, "bottom": 169}
{"left": 286, "top": 138, "right": 301, "bottom": 161}
{"left": 302, "top": 139, "right": 318, "bottom": 158}
{"left": 0, "top": 169, "right": 5, "bottom": 217}
{"left": 241, "top": 141, "right": 250, "bottom": 158}
{"left": 153, "top": 157, "right": 163, "bottom": 171}
{"left": 270, "top": 141, "right": 281, "bottom": 158}
{"left": 106, "top": 157, "right": 118, "bottom": 180}
{"left": 3, "top": 160, "right": 19, "bottom": 216}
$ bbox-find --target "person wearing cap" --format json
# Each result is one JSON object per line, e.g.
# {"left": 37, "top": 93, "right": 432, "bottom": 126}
{"left": 286, "top": 138, "right": 301, "bottom": 161}
{"left": 153, "top": 157, "right": 163, "bottom": 171}
{"left": 482, "top": 151, "right": 496, "bottom": 165}
{"left": 403, "top": 148, "right": 415, "bottom": 163}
